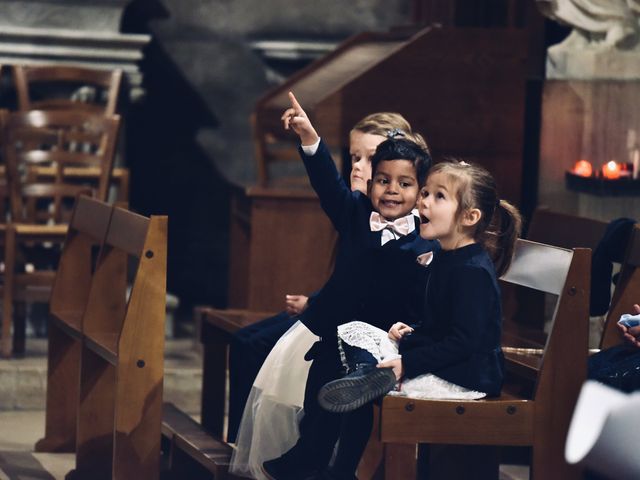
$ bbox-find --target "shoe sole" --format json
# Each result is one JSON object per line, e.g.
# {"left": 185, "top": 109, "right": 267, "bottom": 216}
{"left": 317, "top": 368, "right": 396, "bottom": 413}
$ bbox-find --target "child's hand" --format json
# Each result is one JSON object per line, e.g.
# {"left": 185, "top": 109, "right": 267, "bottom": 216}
{"left": 281, "top": 92, "right": 319, "bottom": 146}
{"left": 618, "top": 303, "right": 640, "bottom": 348}
{"left": 285, "top": 294, "right": 309, "bottom": 315}
{"left": 377, "top": 358, "right": 403, "bottom": 381}
{"left": 388, "top": 322, "right": 414, "bottom": 341}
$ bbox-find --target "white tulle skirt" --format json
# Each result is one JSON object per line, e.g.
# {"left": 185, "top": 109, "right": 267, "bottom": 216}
{"left": 230, "top": 321, "right": 318, "bottom": 480}
{"left": 230, "top": 320, "right": 485, "bottom": 479}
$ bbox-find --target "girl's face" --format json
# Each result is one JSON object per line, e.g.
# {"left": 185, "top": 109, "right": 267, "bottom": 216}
{"left": 369, "top": 159, "right": 420, "bottom": 220}
{"left": 349, "top": 131, "right": 385, "bottom": 194}
{"left": 418, "top": 172, "right": 468, "bottom": 250}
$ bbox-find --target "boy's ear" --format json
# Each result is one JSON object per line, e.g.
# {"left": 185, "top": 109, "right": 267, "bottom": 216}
{"left": 462, "top": 208, "right": 482, "bottom": 227}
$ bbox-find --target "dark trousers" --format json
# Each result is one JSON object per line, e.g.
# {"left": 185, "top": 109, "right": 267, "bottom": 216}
{"left": 227, "top": 311, "right": 297, "bottom": 442}
{"left": 280, "top": 339, "right": 377, "bottom": 475}
{"left": 588, "top": 344, "right": 640, "bottom": 393}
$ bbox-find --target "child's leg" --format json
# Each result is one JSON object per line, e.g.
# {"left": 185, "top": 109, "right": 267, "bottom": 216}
{"left": 228, "top": 311, "right": 296, "bottom": 442}
{"left": 269, "top": 338, "right": 345, "bottom": 473}
{"left": 332, "top": 402, "right": 374, "bottom": 476}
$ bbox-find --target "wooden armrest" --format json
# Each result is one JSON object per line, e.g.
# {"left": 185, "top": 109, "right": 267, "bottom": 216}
{"left": 196, "top": 306, "right": 277, "bottom": 335}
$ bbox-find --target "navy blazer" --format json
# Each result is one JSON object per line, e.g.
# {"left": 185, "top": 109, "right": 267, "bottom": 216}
{"left": 298, "top": 140, "right": 438, "bottom": 338}
{"left": 400, "top": 243, "right": 504, "bottom": 397}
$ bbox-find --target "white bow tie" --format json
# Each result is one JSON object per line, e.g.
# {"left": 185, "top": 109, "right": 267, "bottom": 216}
{"left": 369, "top": 211, "right": 416, "bottom": 246}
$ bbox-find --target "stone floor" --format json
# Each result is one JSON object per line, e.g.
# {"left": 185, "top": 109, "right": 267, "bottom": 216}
{"left": 0, "top": 336, "right": 202, "bottom": 479}
{"left": 0, "top": 338, "right": 202, "bottom": 413}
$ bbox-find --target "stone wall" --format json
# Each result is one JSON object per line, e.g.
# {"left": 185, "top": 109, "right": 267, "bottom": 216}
{"left": 121, "top": 0, "right": 412, "bottom": 312}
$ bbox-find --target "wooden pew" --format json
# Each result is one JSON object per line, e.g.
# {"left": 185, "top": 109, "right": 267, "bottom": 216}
{"left": 195, "top": 307, "right": 275, "bottom": 438}
{"left": 378, "top": 240, "right": 590, "bottom": 480}
{"left": 161, "top": 402, "right": 241, "bottom": 480}
{"left": 35, "top": 195, "right": 114, "bottom": 453}
{"left": 34, "top": 196, "right": 168, "bottom": 479}
{"left": 73, "top": 205, "right": 167, "bottom": 479}
{"left": 227, "top": 184, "right": 335, "bottom": 312}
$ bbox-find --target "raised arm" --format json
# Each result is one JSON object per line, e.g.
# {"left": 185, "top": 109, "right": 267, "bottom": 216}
{"left": 282, "top": 92, "right": 356, "bottom": 230}
{"left": 281, "top": 91, "right": 319, "bottom": 146}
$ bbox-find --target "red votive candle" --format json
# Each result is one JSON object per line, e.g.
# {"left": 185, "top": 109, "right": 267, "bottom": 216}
{"left": 573, "top": 160, "right": 593, "bottom": 177}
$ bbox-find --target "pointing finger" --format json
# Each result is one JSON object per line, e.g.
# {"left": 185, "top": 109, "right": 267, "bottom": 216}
{"left": 288, "top": 91, "right": 303, "bottom": 112}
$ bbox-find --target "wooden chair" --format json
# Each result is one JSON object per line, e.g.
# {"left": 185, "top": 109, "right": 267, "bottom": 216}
{"left": 72, "top": 205, "right": 167, "bottom": 479}
{"left": 0, "top": 110, "right": 120, "bottom": 356}
{"left": 376, "top": 240, "right": 590, "bottom": 479}
{"left": 13, "top": 65, "right": 123, "bottom": 115}
{"left": 600, "top": 224, "right": 640, "bottom": 350}
{"left": 502, "top": 207, "right": 607, "bottom": 337}
{"left": 35, "top": 195, "right": 114, "bottom": 453}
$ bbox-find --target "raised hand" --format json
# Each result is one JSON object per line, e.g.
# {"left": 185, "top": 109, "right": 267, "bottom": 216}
{"left": 618, "top": 303, "right": 640, "bottom": 348}
{"left": 281, "top": 92, "right": 319, "bottom": 146}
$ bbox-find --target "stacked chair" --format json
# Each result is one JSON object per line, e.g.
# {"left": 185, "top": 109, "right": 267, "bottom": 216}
{"left": 0, "top": 64, "right": 124, "bottom": 357}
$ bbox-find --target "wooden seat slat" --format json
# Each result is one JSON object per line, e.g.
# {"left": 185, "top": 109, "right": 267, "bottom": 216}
{"left": 162, "top": 403, "right": 232, "bottom": 478}
{"left": 83, "top": 332, "right": 119, "bottom": 365}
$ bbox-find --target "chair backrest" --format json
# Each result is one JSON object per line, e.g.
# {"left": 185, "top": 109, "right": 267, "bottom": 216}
{"left": 501, "top": 240, "right": 590, "bottom": 404}
{"left": 600, "top": 224, "right": 640, "bottom": 349}
{"left": 13, "top": 65, "right": 122, "bottom": 116}
{"left": 503, "top": 207, "right": 606, "bottom": 335}
{"left": 3, "top": 110, "right": 120, "bottom": 223}
{"left": 48, "top": 195, "right": 114, "bottom": 333}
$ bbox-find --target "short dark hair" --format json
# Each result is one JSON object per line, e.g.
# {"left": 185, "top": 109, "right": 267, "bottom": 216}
{"left": 371, "top": 138, "right": 432, "bottom": 185}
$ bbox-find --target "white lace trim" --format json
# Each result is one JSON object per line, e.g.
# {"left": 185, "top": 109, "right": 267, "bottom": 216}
{"left": 337, "top": 320, "right": 486, "bottom": 400}
{"left": 337, "top": 321, "right": 400, "bottom": 363}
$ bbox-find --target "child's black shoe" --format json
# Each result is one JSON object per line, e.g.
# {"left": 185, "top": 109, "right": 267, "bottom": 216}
{"left": 317, "top": 366, "right": 396, "bottom": 413}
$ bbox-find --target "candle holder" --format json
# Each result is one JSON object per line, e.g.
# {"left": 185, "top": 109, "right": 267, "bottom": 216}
{"left": 566, "top": 165, "right": 640, "bottom": 196}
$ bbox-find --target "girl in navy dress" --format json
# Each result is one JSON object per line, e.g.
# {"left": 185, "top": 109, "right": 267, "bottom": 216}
{"left": 314, "top": 160, "right": 522, "bottom": 480}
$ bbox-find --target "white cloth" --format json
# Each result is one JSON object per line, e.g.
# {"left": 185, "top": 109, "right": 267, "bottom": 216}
{"left": 338, "top": 321, "right": 486, "bottom": 400}
{"left": 301, "top": 137, "right": 321, "bottom": 156}
{"left": 230, "top": 320, "right": 485, "bottom": 480}
{"left": 230, "top": 321, "right": 318, "bottom": 480}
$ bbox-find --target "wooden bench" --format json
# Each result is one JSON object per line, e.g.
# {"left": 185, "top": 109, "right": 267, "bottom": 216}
{"left": 34, "top": 196, "right": 168, "bottom": 479}
{"left": 196, "top": 307, "right": 275, "bottom": 438}
{"left": 35, "top": 195, "right": 113, "bottom": 453}
{"left": 377, "top": 239, "right": 590, "bottom": 480}
{"left": 161, "top": 402, "right": 240, "bottom": 480}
